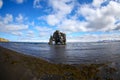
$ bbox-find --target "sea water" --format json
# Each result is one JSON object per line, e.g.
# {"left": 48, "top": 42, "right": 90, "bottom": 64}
{"left": 0, "top": 42, "right": 120, "bottom": 64}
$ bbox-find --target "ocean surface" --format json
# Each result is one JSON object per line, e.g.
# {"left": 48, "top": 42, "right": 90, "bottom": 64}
{"left": 0, "top": 42, "right": 120, "bottom": 64}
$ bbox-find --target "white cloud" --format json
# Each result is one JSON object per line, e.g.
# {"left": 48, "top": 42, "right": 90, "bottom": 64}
{"left": 58, "top": 19, "right": 87, "bottom": 32}
{"left": 3, "top": 14, "right": 13, "bottom": 24}
{"left": 37, "top": 16, "right": 46, "bottom": 20}
{"left": 1, "top": 0, "right": 120, "bottom": 42}
{"left": 33, "top": 0, "right": 41, "bottom": 8}
{"left": 101, "top": 1, "right": 120, "bottom": 17}
{"left": 26, "top": 30, "right": 35, "bottom": 37}
{"left": 48, "top": 0, "right": 74, "bottom": 14}
{"left": 44, "top": 0, "right": 120, "bottom": 33}
{"left": 46, "top": 15, "right": 60, "bottom": 26}
{"left": 67, "top": 33, "right": 120, "bottom": 42}
{"left": 0, "top": 0, "right": 3, "bottom": 9}
{"left": 16, "top": 14, "right": 24, "bottom": 23}
{"left": 15, "top": 0, "right": 25, "bottom": 4}
{"left": 79, "top": 1, "right": 120, "bottom": 31}
{"left": 92, "top": 0, "right": 104, "bottom": 8}
{"left": 11, "top": 31, "right": 23, "bottom": 36}
{"left": 30, "top": 21, "right": 35, "bottom": 26}
{"left": 35, "top": 26, "right": 54, "bottom": 37}
{"left": 0, "top": 14, "right": 28, "bottom": 33}
{"left": 46, "top": 0, "right": 75, "bottom": 26}
{"left": 0, "top": 24, "right": 28, "bottom": 31}
{"left": 110, "top": 0, "right": 120, "bottom": 3}
{"left": 35, "top": 0, "right": 120, "bottom": 42}
{"left": 36, "top": 26, "right": 51, "bottom": 31}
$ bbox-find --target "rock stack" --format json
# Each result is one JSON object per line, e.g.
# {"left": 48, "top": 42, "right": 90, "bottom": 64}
{"left": 48, "top": 30, "right": 66, "bottom": 45}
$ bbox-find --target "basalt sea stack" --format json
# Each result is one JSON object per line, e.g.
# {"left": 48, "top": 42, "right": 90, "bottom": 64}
{"left": 48, "top": 30, "right": 66, "bottom": 45}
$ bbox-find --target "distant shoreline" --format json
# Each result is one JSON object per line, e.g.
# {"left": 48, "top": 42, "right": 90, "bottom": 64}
{"left": 0, "top": 46, "right": 118, "bottom": 80}
{"left": 0, "top": 38, "right": 9, "bottom": 42}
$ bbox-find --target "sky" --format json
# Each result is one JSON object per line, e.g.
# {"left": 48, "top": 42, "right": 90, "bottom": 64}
{"left": 0, "top": 0, "right": 120, "bottom": 42}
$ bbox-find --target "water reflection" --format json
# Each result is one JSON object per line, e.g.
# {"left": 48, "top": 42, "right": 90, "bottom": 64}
{"left": 49, "top": 45, "right": 67, "bottom": 63}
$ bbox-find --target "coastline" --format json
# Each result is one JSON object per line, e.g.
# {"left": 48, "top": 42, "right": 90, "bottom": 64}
{"left": 0, "top": 46, "right": 117, "bottom": 80}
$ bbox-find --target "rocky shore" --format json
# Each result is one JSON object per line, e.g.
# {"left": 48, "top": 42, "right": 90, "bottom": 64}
{"left": 0, "top": 46, "right": 118, "bottom": 80}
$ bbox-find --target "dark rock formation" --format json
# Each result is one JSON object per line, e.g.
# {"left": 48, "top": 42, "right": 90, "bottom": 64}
{"left": 48, "top": 30, "right": 66, "bottom": 45}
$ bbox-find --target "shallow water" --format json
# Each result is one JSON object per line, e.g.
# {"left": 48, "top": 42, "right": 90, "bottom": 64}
{"left": 0, "top": 42, "right": 120, "bottom": 64}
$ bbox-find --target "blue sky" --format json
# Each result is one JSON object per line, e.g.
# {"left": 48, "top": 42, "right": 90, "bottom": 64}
{"left": 0, "top": 0, "right": 120, "bottom": 42}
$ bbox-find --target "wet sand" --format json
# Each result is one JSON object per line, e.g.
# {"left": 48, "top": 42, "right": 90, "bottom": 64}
{"left": 0, "top": 46, "right": 118, "bottom": 80}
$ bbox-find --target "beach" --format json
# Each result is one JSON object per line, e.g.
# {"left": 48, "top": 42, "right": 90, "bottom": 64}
{"left": 0, "top": 46, "right": 118, "bottom": 80}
